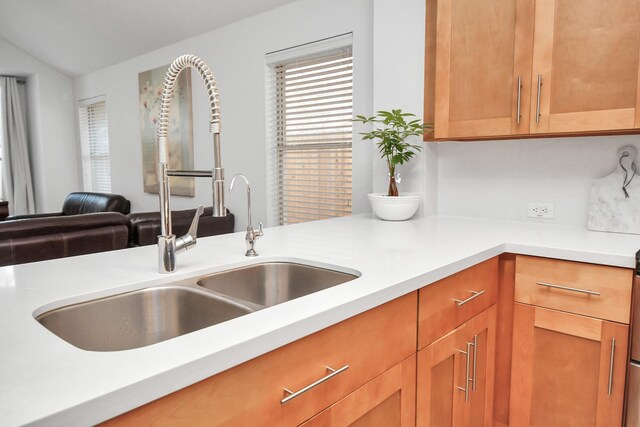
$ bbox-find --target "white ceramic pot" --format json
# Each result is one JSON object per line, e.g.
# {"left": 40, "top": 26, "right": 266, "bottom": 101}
{"left": 367, "top": 193, "right": 421, "bottom": 221}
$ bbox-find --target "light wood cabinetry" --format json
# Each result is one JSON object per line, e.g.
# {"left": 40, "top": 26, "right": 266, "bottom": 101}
{"left": 301, "top": 354, "right": 416, "bottom": 427}
{"left": 425, "top": 0, "right": 640, "bottom": 139}
{"left": 509, "top": 255, "right": 632, "bottom": 427}
{"left": 515, "top": 255, "right": 633, "bottom": 323}
{"left": 425, "top": 0, "right": 534, "bottom": 139}
{"left": 102, "top": 292, "right": 417, "bottom": 426}
{"left": 417, "top": 305, "right": 497, "bottom": 426}
{"left": 530, "top": 0, "right": 640, "bottom": 134}
{"left": 418, "top": 257, "right": 498, "bottom": 348}
{"left": 509, "top": 303, "right": 628, "bottom": 427}
{"left": 416, "top": 257, "right": 499, "bottom": 426}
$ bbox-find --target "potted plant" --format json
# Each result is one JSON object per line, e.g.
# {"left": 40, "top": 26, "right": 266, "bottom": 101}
{"left": 354, "top": 109, "right": 432, "bottom": 220}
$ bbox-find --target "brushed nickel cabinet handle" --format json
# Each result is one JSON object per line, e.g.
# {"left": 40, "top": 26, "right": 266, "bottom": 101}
{"left": 536, "top": 281, "right": 601, "bottom": 296}
{"left": 516, "top": 76, "right": 522, "bottom": 124}
{"left": 471, "top": 334, "right": 478, "bottom": 392}
{"left": 608, "top": 338, "right": 616, "bottom": 396}
{"left": 453, "top": 290, "right": 485, "bottom": 307}
{"left": 457, "top": 342, "right": 472, "bottom": 402}
{"left": 281, "top": 365, "right": 349, "bottom": 404}
{"left": 535, "top": 74, "right": 542, "bottom": 124}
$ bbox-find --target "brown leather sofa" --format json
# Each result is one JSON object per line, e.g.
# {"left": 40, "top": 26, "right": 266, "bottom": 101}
{"left": 6, "top": 192, "right": 131, "bottom": 221}
{"left": 0, "top": 212, "right": 129, "bottom": 266}
{"left": 128, "top": 207, "right": 235, "bottom": 247}
{"left": 0, "top": 193, "right": 235, "bottom": 266}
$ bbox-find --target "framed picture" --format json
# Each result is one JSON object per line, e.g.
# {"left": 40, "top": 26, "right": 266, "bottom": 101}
{"left": 138, "top": 64, "right": 195, "bottom": 196}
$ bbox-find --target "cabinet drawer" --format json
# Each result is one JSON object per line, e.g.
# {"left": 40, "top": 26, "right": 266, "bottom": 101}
{"left": 102, "top": 292, "right": 417, "bottom": 426}
{"left": 418, "top": 257, "right": 498, "bottom": 349}
{"left": 514, "top": 255, "right": 633, "bottom": 324}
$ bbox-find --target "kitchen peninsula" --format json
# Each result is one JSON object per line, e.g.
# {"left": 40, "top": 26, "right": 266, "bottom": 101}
{"left": 2, "top": 214, "right": 640, "bottom": 426}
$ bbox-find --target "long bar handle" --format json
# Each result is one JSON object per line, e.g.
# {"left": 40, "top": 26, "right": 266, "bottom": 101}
{"left": 608, "top": 338, "right": 616, "bottom": 396}
{"left": 535, "top": 74, "right": 542, "bottom": 124}
{"left": 516, "top": 76, "right": 522, "bottom": 124}
{"left": 453, "top": 290, "right": 485, "bottom": 307}
{"left": 536, "top": 281, "right": 601, "bottom": 296}
{"left": 281, "top": 365, "right": 349, "bottom": 404}
{"left": 471, "top": 335, "right": 478, "bottom": 392}
{"left": 457, "top": 342, "right": 472, "bottom": 402}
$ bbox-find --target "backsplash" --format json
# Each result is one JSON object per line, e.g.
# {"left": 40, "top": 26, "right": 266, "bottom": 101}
{"left": 436, "top": 135, "right": 640, "bottom": 226}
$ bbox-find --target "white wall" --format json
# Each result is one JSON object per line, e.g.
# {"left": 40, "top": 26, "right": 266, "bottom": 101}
{"left": 372, "top": 0, "right": 640, "bottom": 227}
{"left": 0, "top": 37, "right": 80, "bottom": 213}
{"left": 437, "top": 135, "right": 640, "bottom": 226}
{"left": 74, "top": 0, "right": 373, "bottom": 231}
{"left": 371, "top": 0, "right": 438, "bottom": 218}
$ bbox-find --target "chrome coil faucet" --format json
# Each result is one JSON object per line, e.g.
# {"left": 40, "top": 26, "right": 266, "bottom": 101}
{"left": 230, "top": 174, "right": 263, "bottom": 257}
{"left": 156, "top": 54, "right": 227, "bottom": 273}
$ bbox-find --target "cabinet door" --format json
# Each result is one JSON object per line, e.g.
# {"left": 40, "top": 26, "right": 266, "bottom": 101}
{"left": 300, "top": 354, "right": 416, "bottom": 427}
{"left": 467, "top": 306, "right": 496, "bottom": 427}
{"left": 530, "top": 0, "right": 640, "bottom": 134}
{"left": 417, "top": 324, "right": 469, "bottom": 427}
{"left": 509, "top": 303, "right": 628, "bottom": 427}
{"left": 431, "top": 0, "right": 534, "bottom": 138}
{"left": 417, "top": 305, "right": 497, "bottom": 427}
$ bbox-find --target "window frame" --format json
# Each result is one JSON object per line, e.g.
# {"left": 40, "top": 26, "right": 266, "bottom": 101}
{"left": 78, "top": 96, "right": 111, "bottom": 193}
{"left": 266, "top": 34, "right": 354, "bottom": 226}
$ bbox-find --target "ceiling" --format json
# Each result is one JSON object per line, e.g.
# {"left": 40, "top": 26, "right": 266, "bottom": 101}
{"left": 0, "top": 0, "right": 300, "bottom": 77}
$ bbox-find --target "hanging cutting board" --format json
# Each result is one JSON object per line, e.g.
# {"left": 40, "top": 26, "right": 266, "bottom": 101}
{"left": 587, "top": 147, "right": 640, "bottom": 235}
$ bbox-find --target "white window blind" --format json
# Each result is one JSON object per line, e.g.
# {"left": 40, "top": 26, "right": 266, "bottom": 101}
{"left": 0, "top": 85, "right": 3, "bottom": 196}
{"left": 269, "top": 40, "right": 353, "bottom": 225}
{"left": 78, "top": 98, "right": 111, "bottom": 193}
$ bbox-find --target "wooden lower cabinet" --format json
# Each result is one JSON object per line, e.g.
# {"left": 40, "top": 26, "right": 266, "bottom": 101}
{"left": 509, "top": 303, "right": 629, "bottom": 427}
{"left": 300, "top": 354, "right": 416, "bottom": 426}
{"left": 416, "top": 305, "right": 496, "bottom": 427}
{"left": 102, "top": 293, "right": 417, "bottom": 426}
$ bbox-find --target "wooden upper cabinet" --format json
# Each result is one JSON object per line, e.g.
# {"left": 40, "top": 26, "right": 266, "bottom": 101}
{"left": 426, "top": 0, "right": 535, "bottom": 139}
{"left": 426, "top": 0, "right": 640, "bottom": 139}
{"left": 530, "top": 0, "right": 640, "bottom": 134}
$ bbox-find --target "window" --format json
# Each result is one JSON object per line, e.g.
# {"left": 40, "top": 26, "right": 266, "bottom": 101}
{"left": 0, "top": 85, "right": 3, "bottom": 195}
{"left": 78, "top": 97, "right": 111, "bottom": 192}
{"left": 268, "top": 35, "right": 353, "bottom": 225}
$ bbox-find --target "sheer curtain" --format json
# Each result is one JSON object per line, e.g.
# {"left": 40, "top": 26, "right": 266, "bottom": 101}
{"left": 1, "top": 77, "right": 35, "bottom": 215}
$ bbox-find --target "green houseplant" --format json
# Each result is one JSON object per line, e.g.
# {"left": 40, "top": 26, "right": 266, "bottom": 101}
{"left": 354, "top": 109, "right": 432, "bottom": 221}
{"left": 354, "top": 109, "right": 432, "bottom": 196}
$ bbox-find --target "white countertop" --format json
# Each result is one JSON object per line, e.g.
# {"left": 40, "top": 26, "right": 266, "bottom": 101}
{"left": 2, "top": 214, "right": 640, "bottom": 426}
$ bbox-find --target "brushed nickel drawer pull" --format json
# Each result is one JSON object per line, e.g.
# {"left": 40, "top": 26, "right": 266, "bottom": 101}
{"left": 457, "top": 342, "right": 473, "bottom": 402}
{"left": 535, "top": 281, "right": 601, "bottom": 296}
{"left": 281, "top": 365, "right": 349, "bottom": 404}
{"left": 453, "top": 290, "right": 485, "bottom": 306}
{"left": 471, "top": 334, "right": 478, "bottom": 392}
{"left": 535, "top": 74, "right": 542, "bottom": 124}
{"left": 608, "top": 338, "right": 616, "bottom": 396}
{"left": 516, "top": 76, "right": 522, "bottom": 124}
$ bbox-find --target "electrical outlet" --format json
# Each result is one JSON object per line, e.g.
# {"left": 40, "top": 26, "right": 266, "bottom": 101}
{"left": 528, "top": 202, "right": 554, "bottom": 219}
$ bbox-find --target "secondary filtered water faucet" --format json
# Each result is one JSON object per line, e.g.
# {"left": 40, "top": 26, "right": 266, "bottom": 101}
{"left": 156, "top": 54, "right": 226, "bottom": 273}
{"left": 230, "top": 174, "right": 263, "bottom": 257}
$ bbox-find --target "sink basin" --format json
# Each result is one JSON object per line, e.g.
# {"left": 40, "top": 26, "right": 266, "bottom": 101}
{"left": 36, "top": 286, "right": 253, "bottom": 351}
{"left": 196, "top": 262, "right": 358, "bottom": 307}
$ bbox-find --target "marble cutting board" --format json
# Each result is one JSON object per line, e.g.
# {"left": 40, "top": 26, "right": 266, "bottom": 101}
{"left": 587, "top": 169, "right": 640, "bottom": 235}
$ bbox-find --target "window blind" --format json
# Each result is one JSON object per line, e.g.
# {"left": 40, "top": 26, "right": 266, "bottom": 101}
{"left": 0, "top": 85, "right": 3, "bottom": 196}
{"left": 271, "top": 44, "right": 353, "bottom": 225}
{"left": 78, "top": 99, "right": 111, "bottom": 193}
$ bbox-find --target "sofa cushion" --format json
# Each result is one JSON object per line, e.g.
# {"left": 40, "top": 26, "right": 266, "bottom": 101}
{"left": 62, "top": 192, "right": 131, "bottom": 215}
{"left": 0, "top": 212, "right": 129, "bottom": 239}
{"left": 0, "top": 212, "right": 129, "bottom": 266}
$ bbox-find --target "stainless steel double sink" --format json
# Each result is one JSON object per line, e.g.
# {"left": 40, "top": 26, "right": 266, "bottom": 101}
{"left": 36, "top": 262, "right": 359, "bottom": 352}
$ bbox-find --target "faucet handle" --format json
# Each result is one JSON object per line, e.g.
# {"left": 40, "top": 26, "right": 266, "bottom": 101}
{"left": 257, "top": 222, "right": 264, "bottom": 237}
{"left": 187, "top": 205, "right": 205, "bottom": 239}
{"left": 176, "top": 204, "right": 204, "bottom": 253}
